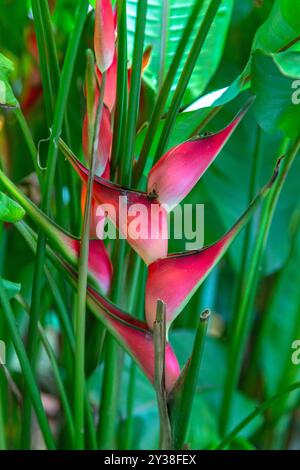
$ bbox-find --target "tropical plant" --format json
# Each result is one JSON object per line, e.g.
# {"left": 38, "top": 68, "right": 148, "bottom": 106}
{"left": 0, "top": 0, "right": 300, "bottom": 451}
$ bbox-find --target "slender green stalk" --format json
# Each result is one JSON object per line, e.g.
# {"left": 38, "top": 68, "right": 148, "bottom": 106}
{"left": 38, "top": 0, "right": 61, "bottom": 92}
{"left": 158, "top": 0, "right": 168, "bottom": 90}
{"left": 14, "top": 108, "right": 41, "bottom": 180}
{"left": 0, "top": 276, "right": 56, "bottom": 449}
{"left": 153, "top": 0, "right": 221, "bottom": 163}
{"left": 31, "top": 0, "right": 55, "bottom": 122}
{"left": 84, "top": 394, "right": 98, "bottom": 450}
{"left": 132, "top": 0, "right": 206, "bottom": 186}
{"left": 120, "top": 0, "right": 148, "bottom": 186}
{"left": 215, "top": 381, "right": 300, "bottom": 450}
{"left": 21, "top": 1, "right": 89, "bottom": 448}
{"left": 38, "top": 323, "right": 75, "bottom": 446}
{"left": 122, "top": 253, "right": 142, "bottom": 449}
{"left": 111, "top": 0, "right": 128, "bottom": 175}
{"left": 74, "top": 71, "right": 106, "bottom": 449}
{"left": 97, "top": 337, "right": 119, "bottom": 449}
{"left": 0, "top": 369, "right": 6, "bottom": 450}
{"left": 232, "top": 127, "right": 263, "bottom": 315}
{"left": 154, "top": 300, "right": 173, "bottom": 450}
{"left": 97, "top": 239, "right": 125, "bottom": 449}
{"left": 219, "top": 135, "right": 300, "bottom": 436}
{"left": 173, "top": 310, "right": 210, "bottom": 449}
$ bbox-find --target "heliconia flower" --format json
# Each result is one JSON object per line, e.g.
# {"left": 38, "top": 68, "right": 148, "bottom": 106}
{"left": 86, "top": 284, "right": 180, "bottom": 392}
{"left": 18, "top": 216, "right": 180, "bottom": 393}
{"left": 61, "top": 142, "right": 168, "bottom": 265}
{"left": 94, "top": 0, "right": 115, "bottom": 73}
{"left": 147, "top": 100, "right": 253, "bottom": 211}
{"left": 145, "top": 161, "right": 281, "bottom": 329}
{"left": 82, "top": 103, "right": 112, "bottom": 176}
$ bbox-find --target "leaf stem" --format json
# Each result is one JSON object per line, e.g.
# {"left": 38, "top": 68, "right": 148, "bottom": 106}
{"left": 20, "top": 0, "right": 89, "bottom": 448}
{"left": 74, "top": 70, "right": 106, "bottom": 449}
{"left": 111, "top": 0, "right": 128, "bottom": 176}
{"left": 14, "top": 108, "right": 41, "bottom": 180}
{"left": 154, "top": 300, "right": 173, "bottom": 450}
{"left": 120, "top": 0, "right": 148, "bottom": 186}
{"left": 173, "top": 309, "right": 210, "bottom": 449}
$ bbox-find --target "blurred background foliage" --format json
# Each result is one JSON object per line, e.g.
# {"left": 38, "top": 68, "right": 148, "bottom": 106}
{"left": 0, "top": 0, "right": 300, "bottom": 450}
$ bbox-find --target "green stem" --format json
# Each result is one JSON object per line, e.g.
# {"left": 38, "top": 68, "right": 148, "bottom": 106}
{"left": 74, "top": 71, "right": 106, "bottom": 449}
{"left": 97, "top": 337, "right": 119, "bottom": 449}
{"left": 97, "top": 239, "right": 125, "bottom": 449}
{"left": 122, "top": 253, "right": 142, "bottom": 449}
{"left": 219, "top": 135, "right": 299, "bottom": 436}
{"left": 215, "top": 381, "right": 300, "bottom": 450}
{"left": 173, "top": 310, "right": 210, "bottom": 449}
{"left": 232, "top": 127, "right": 263, "bottom": 315}
{"left": 111, "top": 0, "right": 128, "bottom": 176}
{"left": 20, "top": 0, "right": 89, "bottom": 448}
{"left": 154, "top": 300, "right": 173, "bottom": 450}
{"left": 0, "top": 276, "right": 56, "bottom": 449}
{"left": 14, "top": 108, "right": 41, "bottom": 181}
{"left": 132, "top": 0, "right": 206, "bottom": 186}
{"left": 158, "top": 0, "right": 168, "bottom": 90}
{"left": 120, "top": 0, "right": 148, "bottom": 186}
{"left": 153, "top": 0, "right": 221, "bottom": 163}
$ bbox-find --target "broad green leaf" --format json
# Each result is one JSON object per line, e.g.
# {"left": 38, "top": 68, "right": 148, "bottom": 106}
{"left": 260, "top": 221, "right": 300, "bottom": 402}
{"left": 0, "top": 191, "right": 25, "bottom": 223}
{"left": 200, "top": 0, "right": 300, "bottom": 112}
{"left": 252, "top": 50, "right": 300, "bottom": 138}
{"left": 0, "top": 53, "right": 18, "bottom": 108}
{"left": 253, "top": 0, "right": 300, "bottom": 53}
{"left": 127, "top": 0, "right": 233, "bottom": 106}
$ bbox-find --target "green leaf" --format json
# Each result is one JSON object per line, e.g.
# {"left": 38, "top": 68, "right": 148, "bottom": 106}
{"left": 252, "top": 50, "right": 300, "bottom": 138}
{"left": 127, "top": 0, "right": 233, "bottom": 106}
{"left": 0, "top": 191, "right": 25, "bottom": 223}
{"left": 0, "top": 53, "right": 18, "bottom": 108}
{"left": 260, "top": 221, "right": 300, "bottom": 399}
{"left": 253, "top": 0, "right": 300, "bottom": 53}
{"left": 1, "top": 278, "right": 21, "bottom": 299}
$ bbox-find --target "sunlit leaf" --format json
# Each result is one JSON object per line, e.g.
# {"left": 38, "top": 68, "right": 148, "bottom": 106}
{"left": 0, "top": 191, "right": 25, "bottom": 223}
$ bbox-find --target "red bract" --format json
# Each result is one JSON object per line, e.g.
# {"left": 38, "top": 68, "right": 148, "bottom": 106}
{"left": 94, "top": 0, "right": 115, "bottom": 73}
{"left": 145, "top": 163, "right": 280, "bottom": 329}
{"left": 63, "top": 148, "right": 168, "bottom": 265}
{"left": 67, "top": 237, "right": 113, "bottom": 295}
{"left": 82, "top": 104, "right": 112, "bottom": 177}
{"left": 148, "top": 101, "right": 252, "bottom": 211}
{"left": 86, "top": 284, "right": 180, "bottom": 392}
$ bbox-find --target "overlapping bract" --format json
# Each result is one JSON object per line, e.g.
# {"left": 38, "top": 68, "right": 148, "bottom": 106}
{"left": 85, "top": 284, "right": 180, "bottom": 392}
{"left": 148, "top": 102, "right": 252, "bottom": 211}
{"left": 145, "top": 162, "right": 280, "bottom": 329}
